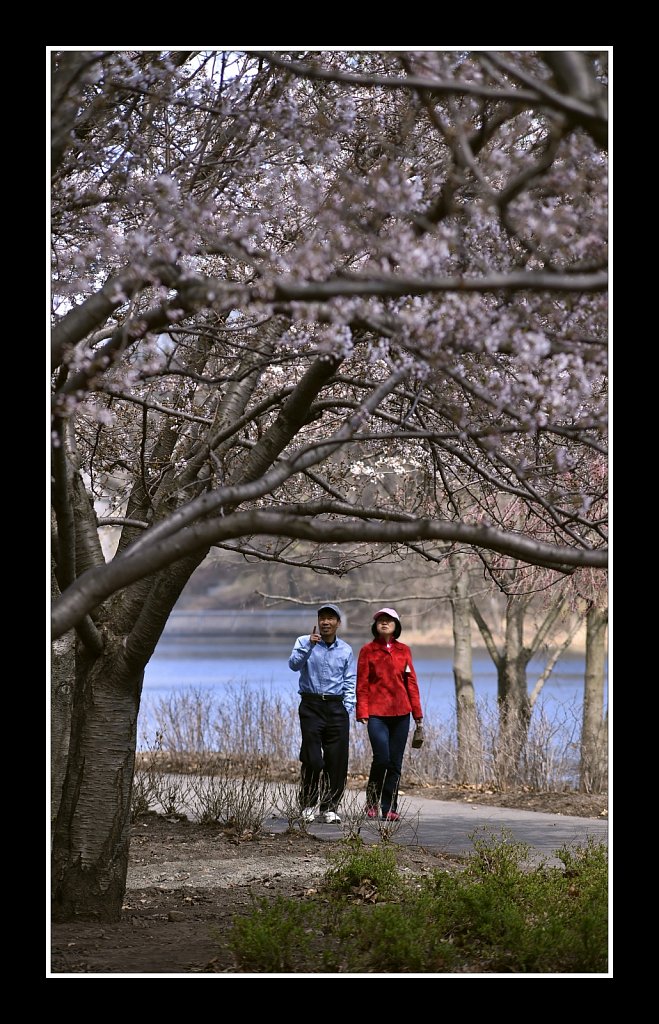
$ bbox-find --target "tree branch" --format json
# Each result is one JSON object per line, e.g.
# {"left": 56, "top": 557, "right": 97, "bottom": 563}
{"left": 51, "top": 263, "right": 179, "bottom": 370}
{"left": 470, "top": 600, "right": 502, "bottom": 668}
{"left": 98, "top": 386, "right": 214, "bottom": 425}
{"left": 122, "top": 365, "right": 411, "bottom": 563}
{"left": 51, "top": 423, "right": 76, "bottom": 592}
{"left": 97, "top": 518, "right": 149, "bottom": 529}
{"left": 52, "top": 507, "right": 607, "bottom": 639}
{"left": 256, "top": 592, "right": 451, "bottom": 608}
{"left": 256, "top": 51, "right": 604, "bottom": 125}
{"left": 269, "top": 270, "right": 608, "bottom": 302}
{"left": 527, "top": 596, "right": 568, "bottom": 659}
{"left": 529, "top": 612, "right": 585, "bottom": 709}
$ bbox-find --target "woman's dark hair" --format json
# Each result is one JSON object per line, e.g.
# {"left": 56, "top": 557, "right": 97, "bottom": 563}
{"left": 371, "top": 619, "right": 402, "bottom": 639}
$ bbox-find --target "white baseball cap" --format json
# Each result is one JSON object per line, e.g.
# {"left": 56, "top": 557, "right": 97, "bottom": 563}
{"left": 373, "top": 608, "right": 400, "bottom": 622}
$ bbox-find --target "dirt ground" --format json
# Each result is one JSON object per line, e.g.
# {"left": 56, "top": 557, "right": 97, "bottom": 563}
{"left": 49, "top": 784, "right": 607, "bottom": 976}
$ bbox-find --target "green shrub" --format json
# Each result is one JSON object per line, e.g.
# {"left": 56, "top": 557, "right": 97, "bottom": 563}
{"left": 226, "top": 832, "right": 608, "bottom": 974}
{"left": 228, "top": 896, "right": 318, "bottom": 972}
{"left": 465, "top": 826, "right": 533, "bottom": 880}
{"left": 323, "top": 838, "right": 402, "bottom": 900}
{"left": 420, "top": 830, "right": 608, "bottom": 972}
{"left": 333, "top": 900, "right": 457, "bottom": 972}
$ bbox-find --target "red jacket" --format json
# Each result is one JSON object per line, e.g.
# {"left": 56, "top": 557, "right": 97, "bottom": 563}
{"left": 356, "top": 638, "right": 423, "bottom": 720}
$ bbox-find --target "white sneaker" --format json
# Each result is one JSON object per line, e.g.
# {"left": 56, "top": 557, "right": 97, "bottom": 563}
{"left": 300, "top": 807, "right": 316, "bottom": 823}
{"left": 321, "top": 811, "right": 341, "bottom": 824}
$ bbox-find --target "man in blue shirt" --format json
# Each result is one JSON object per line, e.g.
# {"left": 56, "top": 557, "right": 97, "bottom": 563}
{"left": 288, "top": 603, "right": 356, "bottom": 824}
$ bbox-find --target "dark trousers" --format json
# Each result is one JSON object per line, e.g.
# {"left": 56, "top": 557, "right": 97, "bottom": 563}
{"left": 298, "top": 697, "right": 350, "bottom": 813}
{"left": 365, "top": 714, "right": 411, "bottom": 815}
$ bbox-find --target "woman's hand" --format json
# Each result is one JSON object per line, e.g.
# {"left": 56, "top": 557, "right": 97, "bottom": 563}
{"left": 357, "top": 717, "right": 368, "bottom": 724}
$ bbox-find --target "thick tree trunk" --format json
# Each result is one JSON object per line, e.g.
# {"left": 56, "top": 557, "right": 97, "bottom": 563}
{"left": 51, "top": 640, "right": 142, "bottom": 921}
{"left": 449, "top": 551, "right": 479, "bottom": 783}
{"left": 51, "top": 551, "right": 205, "bottom": 921}
{"left": 579, "top": 605, "right": 608, "bottom": 793}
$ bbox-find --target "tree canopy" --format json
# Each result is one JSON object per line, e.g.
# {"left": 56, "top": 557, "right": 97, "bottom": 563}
{"left": 51, "top": 49, "right": 608, "bottom": 639}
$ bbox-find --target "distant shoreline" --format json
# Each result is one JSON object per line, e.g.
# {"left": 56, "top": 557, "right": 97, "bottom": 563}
{"left": 165, "top": 609, "right": 590, "bottom": 654}
{"left": 402, "top": 626, "right": 587, "bottom": 655}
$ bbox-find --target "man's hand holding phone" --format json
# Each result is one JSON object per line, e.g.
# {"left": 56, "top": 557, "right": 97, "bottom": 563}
{"left": 310, "top": 623, "right": 321, "bottom": 644}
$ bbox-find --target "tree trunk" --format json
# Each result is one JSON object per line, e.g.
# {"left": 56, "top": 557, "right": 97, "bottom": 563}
{"left": 449, "top": 551, "right": 479, "bottom": 783}
{"left": 495, "top": 598, "right": 532, "bottom": 789}
{"left": 579, "top": 605, "right": 608, "bottom": 793}
{"left": 51, "top": 640, "right": 143, "bottom": 921}
{"left": 51, "top": 553, "right": 206, "bottom": 922}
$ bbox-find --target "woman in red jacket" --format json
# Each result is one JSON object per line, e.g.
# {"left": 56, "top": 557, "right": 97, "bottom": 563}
{"left": 356, "top": 608, "right": 424, "bottom": 821}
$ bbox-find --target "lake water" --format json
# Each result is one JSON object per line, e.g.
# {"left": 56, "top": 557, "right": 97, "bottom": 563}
{"left": 139, "top": 641, "right": 604, "bottom": 737}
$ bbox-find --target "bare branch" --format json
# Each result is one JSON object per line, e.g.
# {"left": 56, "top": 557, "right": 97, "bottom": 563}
{"left": 527, "top": 596, "right": 568, "bottom": 658}
{"left": 97, "top": 518, "right": 149, "bottom": 529}
{"left": 529, "top": 612, "right": 585, "bottom": 709}
{"left": 256, "top": 592, "right": 450, "bottom": 608}
{"left": 52, "top": 506, "right": 607, "bottom": 639}
{"left": 98, "top": 386, "right": 214, "bottom": 425}
{"left": 123, "top": 364, "right": 411, "bottom": 563}
{"left": 214, "top": 542, "right": 343, "bottom": 573}
{"left": 470, "top": 600, "right": 502, "bottom": 667}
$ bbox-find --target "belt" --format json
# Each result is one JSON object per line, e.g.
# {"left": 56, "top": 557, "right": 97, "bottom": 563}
{"left": 301, "top": 692, "right": 343, "bottom": 702}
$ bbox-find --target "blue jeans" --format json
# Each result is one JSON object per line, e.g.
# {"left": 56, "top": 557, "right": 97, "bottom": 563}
{"left": 365, "top": 714, "right": 410, "bottom": 816}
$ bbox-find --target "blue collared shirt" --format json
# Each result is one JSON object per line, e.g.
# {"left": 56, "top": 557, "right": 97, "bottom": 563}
{"left": 288, "top": 635, "right": 356, "bottom": 714}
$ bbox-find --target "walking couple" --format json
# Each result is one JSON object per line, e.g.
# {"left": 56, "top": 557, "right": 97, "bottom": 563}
{"left": 288, "top": 603, "right": 424, "bottom": 824}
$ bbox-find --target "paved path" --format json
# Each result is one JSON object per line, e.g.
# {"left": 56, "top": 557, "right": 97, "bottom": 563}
{"left": 150, "top": 778, "right": 608, "bottom": 869}
{"left": 266, "top": 793, "right": 608, "bottom": 868}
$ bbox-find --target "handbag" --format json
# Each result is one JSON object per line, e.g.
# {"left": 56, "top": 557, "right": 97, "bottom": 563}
{"left": 411, "top": 724, "right": 424, "bottom": 749}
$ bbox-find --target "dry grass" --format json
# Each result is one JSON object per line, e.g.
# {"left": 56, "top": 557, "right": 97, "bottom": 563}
{"left": 136, "top": 683, "right": 606, "bottom": 809}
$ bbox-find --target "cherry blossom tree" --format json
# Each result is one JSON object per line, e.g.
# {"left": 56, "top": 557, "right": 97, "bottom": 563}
{"left": 50, "top": 48, "right": 608, "bottom": 920}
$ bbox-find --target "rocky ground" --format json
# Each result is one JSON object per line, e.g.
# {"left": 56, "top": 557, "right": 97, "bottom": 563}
{"left": 49, "top": 784, "right": 607, "bottom": 976}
